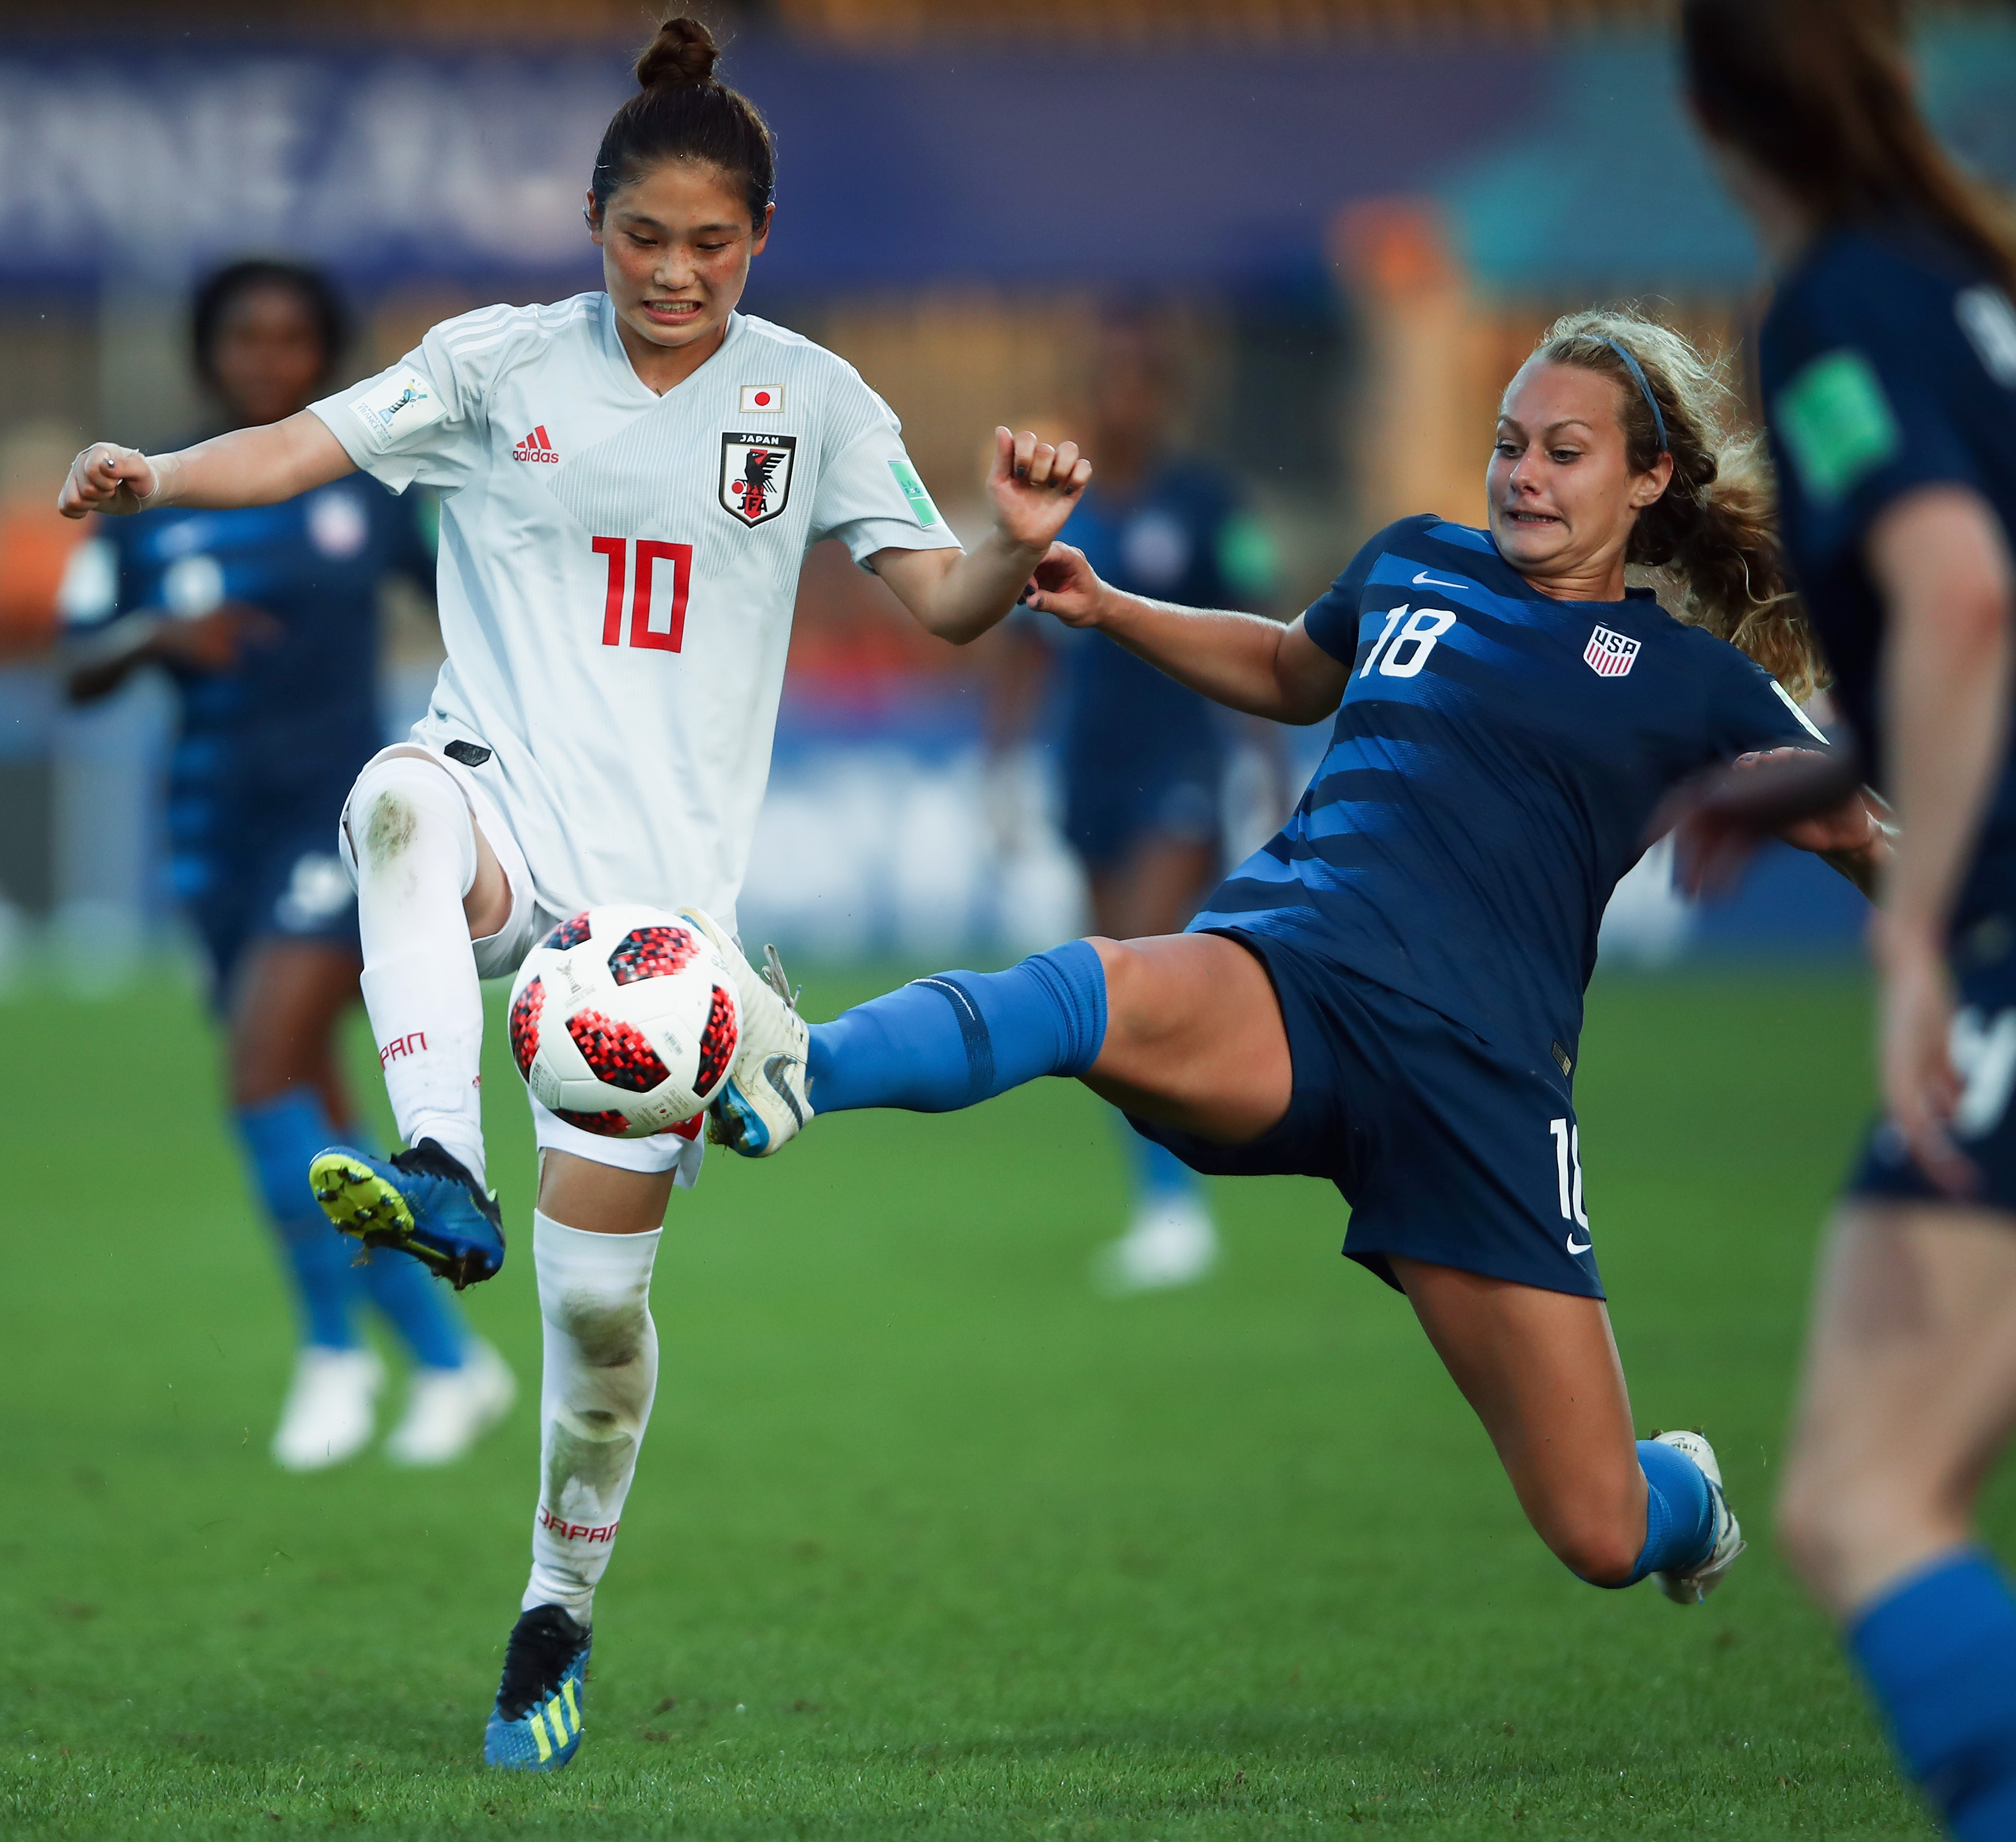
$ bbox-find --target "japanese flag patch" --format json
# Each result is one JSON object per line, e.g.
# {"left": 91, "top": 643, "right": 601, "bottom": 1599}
{"left": 348, "top": 366, "right": 446, "bottom": 452}
{"left": 738, "top": 384, "right": 784, "bottom": 413}
{"left": 1584, "top": 624, "right": 1640, "bottom": 677}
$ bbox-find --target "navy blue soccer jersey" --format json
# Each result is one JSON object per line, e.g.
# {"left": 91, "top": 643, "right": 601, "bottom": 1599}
{"left": 68, "top": 478, "right": 433, "bottom": 809}
{"left": 1760, "top": 221, "right": 2016, "bottom": 928}
{"left": 1193, "top": 516, "right": 1819, "bottom": 1060}
{"left": 63, "top": 477, "right": 434, "bottom": 959}
{"left": 1051, "top": 462, "right": 1275, "bottom": 787}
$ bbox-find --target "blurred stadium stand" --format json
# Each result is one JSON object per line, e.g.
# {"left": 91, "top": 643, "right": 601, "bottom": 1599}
{"left": 0, "top": 0, "right": 2004, "bottom": 975}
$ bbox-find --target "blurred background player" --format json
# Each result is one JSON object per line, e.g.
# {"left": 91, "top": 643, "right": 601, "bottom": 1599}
{"left": 1673, "top": 3, "right": 2016, "bottom": 1835}
{"left": 989, "top": 310, "right": 1279, "bottom": 1292}
{"left": 60, "top": 259, "right": 513, "bottom": 1472}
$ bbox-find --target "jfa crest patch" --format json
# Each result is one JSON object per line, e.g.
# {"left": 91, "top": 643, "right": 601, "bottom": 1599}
{"left": 719, "top": 431, "right": 797, "bottom": 527}
{"left": 1583, "top": 624, "right": 1640, "bottom": 677}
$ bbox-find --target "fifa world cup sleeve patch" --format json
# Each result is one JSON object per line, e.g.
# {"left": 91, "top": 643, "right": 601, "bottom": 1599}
{"left": 887, "top": 458, "right": 942, "bottom": 528}
{"left": 1774, "top": 348, "right": 1901, "bottom": 508}
{"left": 347, "top": 366, "right": 449, "bottom": 454}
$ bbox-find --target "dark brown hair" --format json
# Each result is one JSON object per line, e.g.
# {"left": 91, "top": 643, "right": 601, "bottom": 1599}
{"left": 590, "top": 14, "right": 776, "bottom": 226}
{"left": 191, "top": 259, "right": 346, "bottom": 391}
{"left": 1681, "top": 0, "right": 2016, "bottom": 297}
{"left": 1527, "top": 306, "right": 1824, "bottom": 700}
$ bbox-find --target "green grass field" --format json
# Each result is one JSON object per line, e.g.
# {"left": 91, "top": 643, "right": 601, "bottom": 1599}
{"left": 0, "top": 963, "right": 1979, "bottom": 1838}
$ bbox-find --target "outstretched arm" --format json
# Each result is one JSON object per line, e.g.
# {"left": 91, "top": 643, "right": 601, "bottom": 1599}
{"left": 1024, "top": 541, "right": 1348, "bottom": 725}
{"left": 58, "top": 412, "right": 354, "bottom": 519}
{"left": 873, "top": 427, "right": 1090, "bottom": 646}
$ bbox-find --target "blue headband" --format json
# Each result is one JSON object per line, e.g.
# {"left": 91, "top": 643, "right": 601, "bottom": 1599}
{"left": 1602, "top": 337, "right": 1668, "bottom": 454}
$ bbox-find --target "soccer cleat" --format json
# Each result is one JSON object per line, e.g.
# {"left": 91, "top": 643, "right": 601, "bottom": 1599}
{"left": 484, "top": 1605, "right": 590, "bottom": 1771}
{"left": 383, "top": 1339, "right": 517, "bottom": 1467}
{"left": 676, "top": 907, "right": 812, "bottom": 1157}
{"left": 308, "top": 1139, "right": 506, "bottom": 1291}
{"left": 271, "top": 1346, "right": 384, "bottom": 1472}
{"left": 1650, "top": 1428, "right": 1746, "bottom": 1604}
{"left": 1093, "top": 1196, "right": 1220, "bottom": 1296}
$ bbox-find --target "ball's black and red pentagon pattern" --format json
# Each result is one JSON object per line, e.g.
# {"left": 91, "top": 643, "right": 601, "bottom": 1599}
{"left": 551, "top": 1106, "right": 632, "bottom": 1136}
{"left": 696, "top": 984, "right": 738, "bottom": 1095}
{"left": 543, "top": 912, "right": 593, "bottom": 951}
{"left": 608, "top": 923, "right": 699, "bottom": 988}
{"left": 565, "top": 1009, "right": 672, "bottom": 1094}
{"left": 507, "top": 976, "right": 545, "bottom": 1078}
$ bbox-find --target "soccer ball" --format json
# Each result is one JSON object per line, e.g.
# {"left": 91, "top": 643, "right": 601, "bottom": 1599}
{"left": 507, "top": 905, "right": 741, "bottom": 1138}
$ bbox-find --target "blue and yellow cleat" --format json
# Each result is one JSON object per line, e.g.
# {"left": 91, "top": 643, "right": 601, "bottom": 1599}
{"left": 308, "top": 1138, "right": 505, "bottom": 1291}
{"left": 484, "top": 1605, "right": 590, "bottom": 1771}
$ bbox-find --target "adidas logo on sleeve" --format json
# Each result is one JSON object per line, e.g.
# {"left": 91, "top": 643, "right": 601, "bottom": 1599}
{"left": 513, "top": 426, "right": 559, "bottom": 463}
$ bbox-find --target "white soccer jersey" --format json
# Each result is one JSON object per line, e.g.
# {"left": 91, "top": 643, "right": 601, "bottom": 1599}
{"left": 312, "top": 295, "right": 958, "bottom": 933}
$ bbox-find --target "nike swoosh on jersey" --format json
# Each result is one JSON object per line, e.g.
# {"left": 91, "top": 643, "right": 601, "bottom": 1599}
{"left": 1412, "top": 570, "right": 1469, "bottom": 591}
{"left": 1566, "top": 1235, "right": 1591, "bottom": 1254}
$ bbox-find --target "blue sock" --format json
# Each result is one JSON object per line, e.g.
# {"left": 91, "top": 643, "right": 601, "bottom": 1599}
{"left": 1121, "top": 1112, "right": 1205, "bottom": 1207}
{"left": 1593, "top": 1439, "right": 1716, "bottom": 1588}
{"left": 236, "top": 1091, "right": 363, "bottom": 1352}
{"left": 808, "top": 941, "right": 1108, "bottom": 1114}
{"left": 355, "top": 1234, "right": 468, "bottom": 1370}
{"left": 1850, "top": 1551, "right": 2016, "bottom": 1840}
{"left": 236, "top": 1090, "right": 468, "bottom": 1368}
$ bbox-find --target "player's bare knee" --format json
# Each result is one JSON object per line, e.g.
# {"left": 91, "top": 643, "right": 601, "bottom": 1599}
{"left": 1548, "top": 1517, "right": 1642, "bottom": 1587}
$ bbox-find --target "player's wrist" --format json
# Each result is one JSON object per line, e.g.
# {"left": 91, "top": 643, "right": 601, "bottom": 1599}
{"left": 1870, "top": 905, "right": 1945, "bottom": 971}
{"left": 139, "top": 451, "right": 176, "bottom": 507}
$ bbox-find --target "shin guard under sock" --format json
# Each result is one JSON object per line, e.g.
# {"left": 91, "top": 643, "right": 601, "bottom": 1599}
{"left": 807, "top": 939, "right": 1108, "bottom": 1114}
{"left": 350, "top": 755, "right": 488, "bottom": 1187}
{"left": 1850, "top": 1551, "right": 2016, "bottom": 1840}
{"left": 523, "top": 1211, "right": 661, "bottom": 1623}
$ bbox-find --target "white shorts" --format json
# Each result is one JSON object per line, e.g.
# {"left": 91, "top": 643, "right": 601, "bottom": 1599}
{"left": 338, "top": 742, "right": 707, "bottom": 1186}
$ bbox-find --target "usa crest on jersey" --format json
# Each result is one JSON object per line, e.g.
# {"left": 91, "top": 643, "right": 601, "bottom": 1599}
{"left": 1583, "top": 624, "right": 1641, "bottom": 677}
{"left": 719, "top": 431, "right": 797, "bottom": 527}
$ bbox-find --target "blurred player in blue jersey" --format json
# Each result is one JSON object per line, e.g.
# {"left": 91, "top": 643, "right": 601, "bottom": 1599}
{"left": 993, "top": 313, "right": 1278, "bottom": 1291}
{"left": 63, "top": 260, "right": 512, "bottom": 1472}
{"left": 1672, "top": 5, "right": 2016, "bottom": 1833}
{"left": 716, "top": 307, "right": 1891, "bottom": 1617}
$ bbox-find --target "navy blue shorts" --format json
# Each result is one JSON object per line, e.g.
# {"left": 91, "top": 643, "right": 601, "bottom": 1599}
{"left": 1128, "top": 928, "right": 1605, "bottom": 1298}
{"left": 1848, "top": 920, "right": 2016, "bottom": 1214}
{"left": 1062, "top": 755, "right": 1222, "bottom": 874}
{"left": 175, "top": 818, "right": 359, "bottom": 999}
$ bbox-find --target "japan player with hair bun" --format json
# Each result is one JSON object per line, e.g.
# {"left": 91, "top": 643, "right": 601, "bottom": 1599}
{"left": 59, "top": 11, "right": 1089, "bottom": 1772}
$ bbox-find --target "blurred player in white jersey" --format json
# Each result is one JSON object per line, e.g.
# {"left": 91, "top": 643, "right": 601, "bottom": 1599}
{"left": 59, "top": 12, "right": 1090, "bottom": 1772}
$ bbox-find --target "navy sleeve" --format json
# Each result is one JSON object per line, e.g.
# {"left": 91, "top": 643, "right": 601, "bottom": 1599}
{"left": 1704, "top": 643, "right": 1831, "bottom": 762}
{"left": 1769, "top": 284, "right": 1988, "bottom": 576}
{"left": 1301, "top": 525, "right": 1401, "bottom": 664}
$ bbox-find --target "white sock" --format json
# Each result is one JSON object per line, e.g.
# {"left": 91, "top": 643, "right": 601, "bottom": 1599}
{"left": 350, "top": 755, "right": 488, "bottom": 1188}
{"left": 522, "top": 1210, "right": 661, "bottom": 1624}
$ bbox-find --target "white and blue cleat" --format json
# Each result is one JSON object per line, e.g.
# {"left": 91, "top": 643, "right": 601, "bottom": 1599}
{"left": 676, "top": 908, "right": 812, "bottom": 1158}
{"left": 484, "top": 1605, "right": 590, "bottom": 1771}
{"left": 1651, "top": 1428, "right": 1746, "bottom": 1604}
{"left": 308, "top": 1138, "right": 506, "bottom": 1291}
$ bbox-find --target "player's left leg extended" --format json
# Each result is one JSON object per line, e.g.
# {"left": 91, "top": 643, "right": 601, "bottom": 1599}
{"left": 486, "top": 1151, "right": 675, "bottom": 1772}
{"left": 715, "top": 931, "right": 1293, "bottom": 1154}
{"left": 1388, "top": 1257, "right": 1739, "bottom": 1598}
{"left": 1776, "top": 1202, "right": 2016, "bottom": 1842}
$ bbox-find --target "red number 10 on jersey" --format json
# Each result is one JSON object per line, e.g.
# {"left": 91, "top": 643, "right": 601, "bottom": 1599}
{"left": 592, "top": 537, "right": 692, "bottom": 653}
